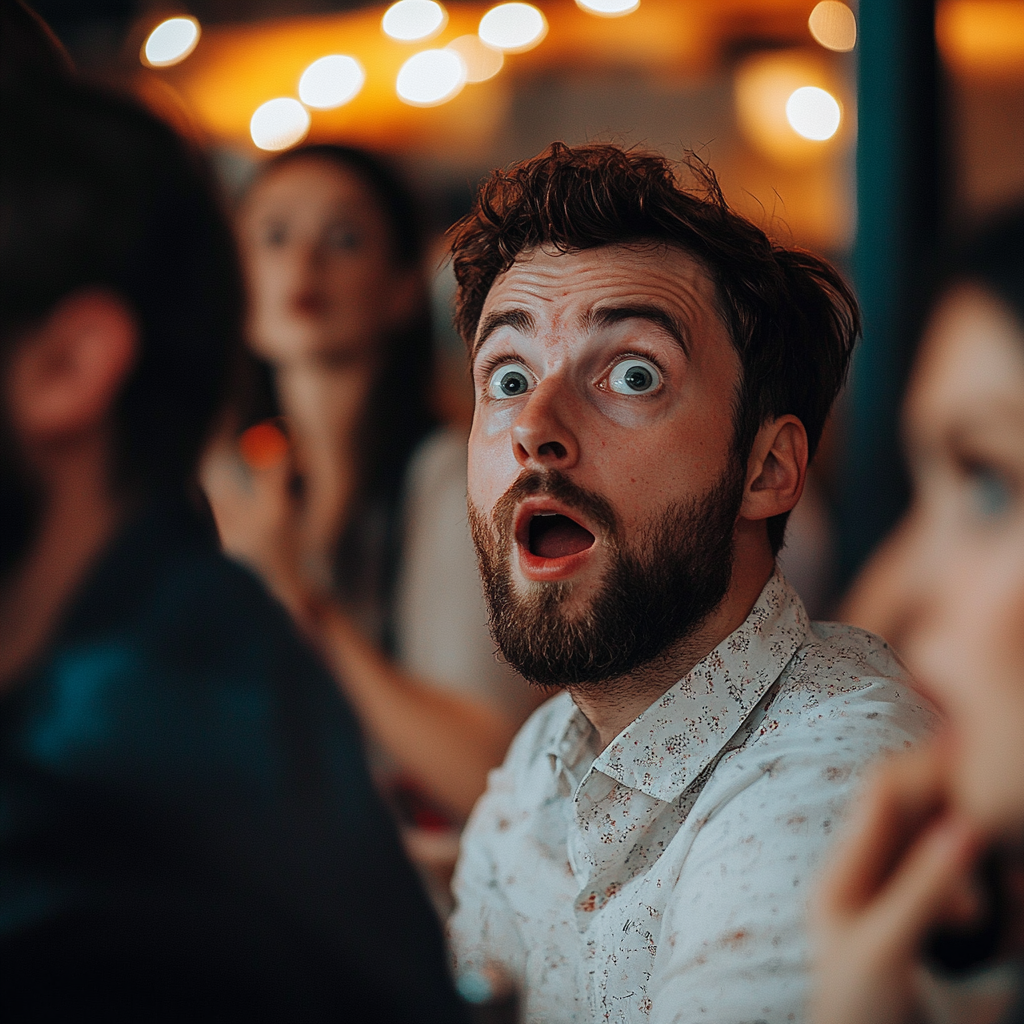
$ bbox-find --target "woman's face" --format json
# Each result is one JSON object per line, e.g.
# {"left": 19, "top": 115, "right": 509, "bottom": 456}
{"left": 239, "top": 157, "right": 416, "bottom": 364}
{"left": 897, "top": 284, "right": 1024, "bottom": 837}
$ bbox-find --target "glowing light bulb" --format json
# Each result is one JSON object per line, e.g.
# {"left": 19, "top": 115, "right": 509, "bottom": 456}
{"left": 298, "top": 55, "right": 365, "bottom": 109}
{"left": 250, "top": 98, "right": 310, "bottom": 151}
{"left": 808, "top": 2, "right": 857, "bottom": 52}
{"left": 576, "top": 0, "right": 640, "bottom": 16}
{"left": 446, "top": 34, "right": 504, "bottom": 82}
{"left": 786, "top": 86, "right": 841, "bottom": 140}
{"left": 396, "top": 49, "right": 466, "bottom": 106}
{"left": 142, "top": 16, "right": 200, "bottom": 67}
{"left": 382, "top": 0, "right": 448, "bottom": 42}
{"left": 478, "top": 3, "right": 547, "bottom": 53}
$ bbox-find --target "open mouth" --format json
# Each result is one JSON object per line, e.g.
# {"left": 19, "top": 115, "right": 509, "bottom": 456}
{"left": 528, "top": 512, "right": 596, "bottom": 559}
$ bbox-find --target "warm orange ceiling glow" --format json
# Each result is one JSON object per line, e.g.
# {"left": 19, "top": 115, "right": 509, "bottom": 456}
{"left": 137, "top": 1, "right": 818, "bottom": 155}
{"left": 937, "top": 0, "right": 1024, "bottom": 79}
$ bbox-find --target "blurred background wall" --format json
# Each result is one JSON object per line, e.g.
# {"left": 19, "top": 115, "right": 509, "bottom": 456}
{"left": 31, "top": 0, "right": 1024, "bottom": 604}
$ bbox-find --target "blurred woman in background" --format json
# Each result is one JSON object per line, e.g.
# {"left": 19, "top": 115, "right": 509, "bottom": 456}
{"left": 203, "top": 145, "right": 538, "bottom": 825}
{"left": 810, "top": 209, "right": 1024, "bottom": 1024}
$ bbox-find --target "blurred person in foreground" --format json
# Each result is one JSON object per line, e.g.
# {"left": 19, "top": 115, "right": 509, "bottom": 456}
{"left": 810, "top": 211, "right": 1024, "bottom": 1024}
{"left": 203, "top": 145, "right": 540, "bottom": 825}
{"left": 0, "top": 65, "right": 465, "bottom": 1022}
{"left": 446, "top": 142, "right": 936, "bottom": 1023}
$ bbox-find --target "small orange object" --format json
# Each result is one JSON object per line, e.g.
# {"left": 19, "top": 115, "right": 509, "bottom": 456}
{"left": 238, "top": 420, "right": 288, "bottom": 470}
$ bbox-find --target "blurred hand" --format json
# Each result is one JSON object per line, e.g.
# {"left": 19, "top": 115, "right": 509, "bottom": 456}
{"left": 809, "top": 741, "right": 982, "bottom": 1024}
{"left": 201, "top": 420, "right": 312, "bottom": 620}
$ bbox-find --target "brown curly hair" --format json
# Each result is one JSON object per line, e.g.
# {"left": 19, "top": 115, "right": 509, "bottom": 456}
{"left": 450, "top": 142, "right": 860, "bottom": 553}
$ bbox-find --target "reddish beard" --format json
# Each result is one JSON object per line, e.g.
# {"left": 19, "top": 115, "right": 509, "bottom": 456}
{"left": 468, "top": 465, "right": 744, "bottom": 688}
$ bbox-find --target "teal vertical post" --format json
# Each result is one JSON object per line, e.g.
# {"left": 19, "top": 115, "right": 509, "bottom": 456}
{"left": 839, "top": 0, "right": 945, "bottom": 582}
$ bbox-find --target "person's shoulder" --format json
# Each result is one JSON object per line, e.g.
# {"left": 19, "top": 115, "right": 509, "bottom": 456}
{"left": 67, "top": 525, "right": 340, "bottom": 733}
{"left": 460, "top": 690, "right": 573, "bottom": 845}
{"left": 152, "top": 540, "right": 316, "bottom": 665}
{"left": 791, "top": 620, "right": 915, "bottom": 698}
{"left": 477, "top": 689, "right": 575, "bottom": 803}
{"left": 767, "top": 621, "right": 938, "bottom": 747}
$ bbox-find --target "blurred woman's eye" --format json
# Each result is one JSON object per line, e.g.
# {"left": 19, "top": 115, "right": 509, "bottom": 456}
{"left": 964, "top": 462, "right": 1015, "bottom": 521}
{"left": 263, "top": 222, "right": 288, "bottom": 247}
{"left": 607, "top": 357, "right": 662, "bottom": 396}
{"left": 325, "top": 224, "right": 361, "bottom": 251}
{"left": 487, "top": 362, "right": 533, "bottom": 400}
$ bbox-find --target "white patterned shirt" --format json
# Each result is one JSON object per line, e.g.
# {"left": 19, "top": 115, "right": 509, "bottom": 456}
{"left": 449, "top": 572, "right": 937, "bottom": 1023}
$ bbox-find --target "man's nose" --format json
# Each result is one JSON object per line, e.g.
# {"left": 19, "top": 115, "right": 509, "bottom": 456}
{"left": 511, "top": 378, "right": 580, "bottom": 471}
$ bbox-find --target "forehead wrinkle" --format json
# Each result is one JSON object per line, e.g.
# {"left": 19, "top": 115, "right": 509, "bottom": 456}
{"left": 476, "top": 245, "right": 728, "bottom": 362}
{"left": 578, "top": 304, "right": 690, "bottom": 356}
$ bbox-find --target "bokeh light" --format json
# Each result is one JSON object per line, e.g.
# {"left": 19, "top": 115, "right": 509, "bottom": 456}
{"left": 396, "top": 49, "right": 467, "bottom": 106}
{"left": 734, "top": 51, "right": 848, "bottom": 164}
{"left": 786, "top": 86, "right": 842, "bottom": 140}
{"left": 250, "top": 98, "right": 311, "bottom": 151}
{"left": 239, "top": 422, "right": 289, "bottom": 471}
{"left": 446, "top": 34, "right": 504, "bottom": 83}
{"left": 575, "top": 0, "right": 640, "bottom": 16}
{"left": 382, "top": 0, "right": 448, "bottom": 42}
{"left": 808, "top": 2, "right": 857, "bottom": 53}
{"left": 478, "top": 3, "right": 547, "bottom": 53}
{"left": 298, "top": 55, "right": 365, "bottom": 109}
{"left": 142, "top": 17, "right": 200, "bottom": 68}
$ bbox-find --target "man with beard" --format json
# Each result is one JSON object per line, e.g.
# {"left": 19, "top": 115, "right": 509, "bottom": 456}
{"left": 448, "top": 144, "right": 936, "bottom": 1023}
{"left": 0, "top": 49, "right": 465, "bottom": 1022}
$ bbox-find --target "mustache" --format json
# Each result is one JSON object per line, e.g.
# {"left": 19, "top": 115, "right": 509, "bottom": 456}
{"left": 487, "top": 469, "right": 620, "bottom": 545}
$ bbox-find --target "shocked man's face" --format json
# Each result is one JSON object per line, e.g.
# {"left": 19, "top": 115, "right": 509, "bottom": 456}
{"left": 467, "top": 244, "right": 746, "bottom": 687}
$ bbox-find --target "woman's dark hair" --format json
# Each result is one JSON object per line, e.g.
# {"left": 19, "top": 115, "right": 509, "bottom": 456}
{"left": 247, "top": 146, "right": 436, "bottom": 628}
{"left": 1, "top": 76, "right": 243, "bottom": 490}
{"left": 949, "top": 205, "right": 1024, "bottom": 330}
{"left": 451, "top": 142, "right": 861, "bottom": 553}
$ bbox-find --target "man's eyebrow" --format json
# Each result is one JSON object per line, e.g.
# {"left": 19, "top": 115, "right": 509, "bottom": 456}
{"left": 582, "top": 305, "right": 689, "bottom": 355}
{"left": 472, "top": 308, "right": 536, "bottom": 361}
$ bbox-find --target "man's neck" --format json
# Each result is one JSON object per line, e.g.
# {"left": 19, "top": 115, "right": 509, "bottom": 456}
{"left": 568, "top": 551, "right": 775, "bottom": 751}
{"left": 0, "top": 446, "right": 126, "bottom": 691}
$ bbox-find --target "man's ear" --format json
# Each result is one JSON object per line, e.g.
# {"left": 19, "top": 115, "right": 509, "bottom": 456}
{"left": 6, "top": 290, "right": 138, "bottom": 445}
{"left": 738, "top": 415, "right": 808, "bottom": 524}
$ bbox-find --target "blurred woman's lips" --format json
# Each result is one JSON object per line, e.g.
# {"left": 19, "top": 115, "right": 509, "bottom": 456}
{"left": 291, "top": 291, "right": 329, "bottom": 318}
{"left": 514, "top": 500, "right": 597, "bottom": 581}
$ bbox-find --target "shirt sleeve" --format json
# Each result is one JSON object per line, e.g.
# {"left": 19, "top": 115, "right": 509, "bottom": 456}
{"left": 448, "top": 760, "right": 530, "bottom": 987}
{"left": 648, "top": 698, "right": 926, "bottom": 1024}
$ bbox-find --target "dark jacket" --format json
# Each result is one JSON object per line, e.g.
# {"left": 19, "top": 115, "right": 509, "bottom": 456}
{"left": 0, "top": 492, "right": 466, "bottom": 1022}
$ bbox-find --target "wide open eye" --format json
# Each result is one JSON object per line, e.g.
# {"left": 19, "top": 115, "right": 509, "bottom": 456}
{"left": 608, "top": 358, "right": 661, "bottom": 395}
{"left": 965, "top": 464, "right": 1015, "bottom": 522}
{"left": 487, "top": 362, "right": 533, "bottom": 400}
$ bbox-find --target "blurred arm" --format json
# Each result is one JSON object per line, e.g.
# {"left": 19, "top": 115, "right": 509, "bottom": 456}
{"left": 310, "top": 599, "right": 519, "bottom": 820}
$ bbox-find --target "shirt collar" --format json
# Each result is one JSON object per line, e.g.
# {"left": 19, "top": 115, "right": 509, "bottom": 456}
{"left": 545, "top": 570, "right": 810, "bottom": 804}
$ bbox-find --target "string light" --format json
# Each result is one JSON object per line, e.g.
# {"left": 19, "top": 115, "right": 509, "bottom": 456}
{"left": 576, "top": 0, "right": 640, "bottom": 16}
{"left": 250, "top": 98, "right": 310, "bottom": 151}
{"left": 478, "top": 3, "right": 547, "bottom": 53}
{"left": 808, "top": 2, "right": 857, "bottom": 52}
{"left": 298, "top": 55, "right": 365, "bottom": 109}
{"left": 396, "top": 49, "right": 467, "bottom": 106}
{"left": 446, "top": 34, "right": 504, "bottom": 83}
{"left": 786, "top": 86, "right": 841, "bottom": 140}
{"left": 382, "top": 0, "right": 448, "bottom": 42}
{"left": 142, "top": 16, "right": 200, "bottom": 67}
